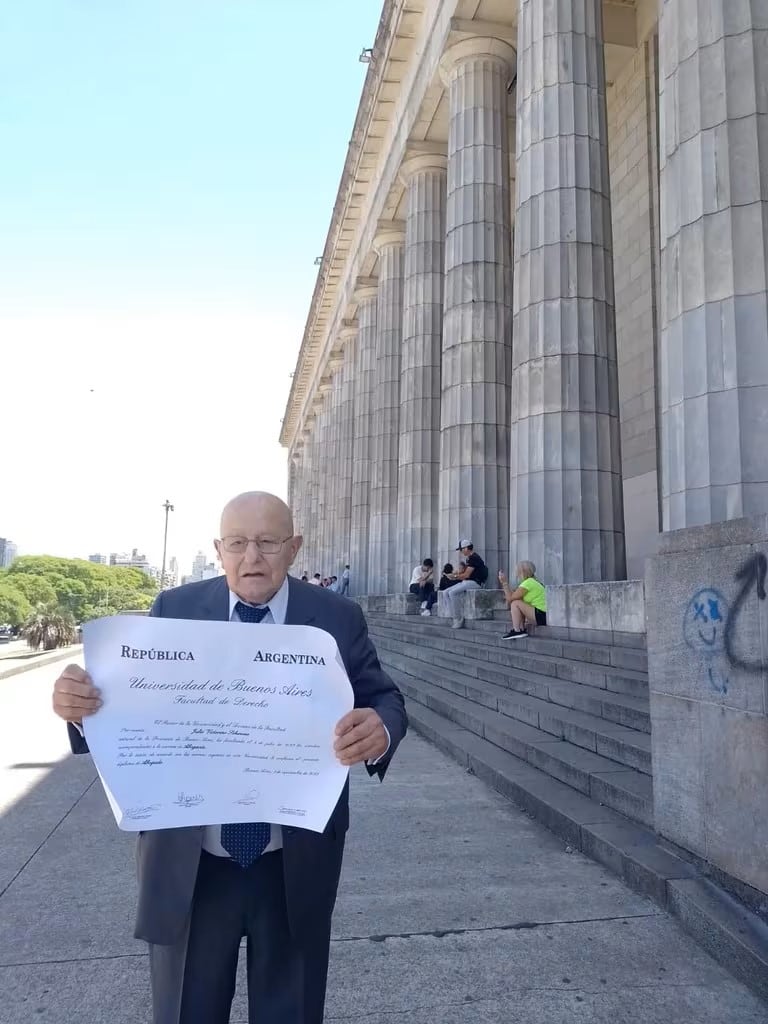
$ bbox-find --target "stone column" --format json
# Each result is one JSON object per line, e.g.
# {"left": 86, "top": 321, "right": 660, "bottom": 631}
{"left": 510, "top": 1, "right": 625, "bottom": 584}
{"left": 337, "top": 325, "right": 357, "bottom": 570}
{"left": 287, "top": 448, "right": 298, "bottom": 536}
{"left": 300, "top": 429, "right": 312, "bottom": 572}
{"left": 659, "top": 0, "right": 768, "bottom": 529}
{"left": 315, "top": 389, "right": 331, "bottom": 576}
{"left": 323, "top": 362, "right": 340, "bottom": 577}
{"left": 305, "top": 419, "right": 320, "bottom": 573}
{"left": 331, "top": 359, "right": 345, "bottom": 574}
{"left": 349, "top": 280, "right": 378, "bottom": 594}
{"left": 439, "top": 38, "right": 515, "bottom": 580}
{"left": 368, "top": 226, "right": 405, "bottom": 594}
{"left": 396, "top": 152, "right": 447, "bottom": 586}
{"left": 292, "top": 439, "right": 307, "bottom": 571}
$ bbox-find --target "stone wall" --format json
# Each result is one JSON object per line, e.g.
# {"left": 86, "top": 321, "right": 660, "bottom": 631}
{"left": 547, "top": 581, "right": 646, "bottom": 635}
{"left": 607, "top": 38, "right": 661, "bottom": 579}
{"left": 646, "top": 517, "right": 768, "bottom": 898}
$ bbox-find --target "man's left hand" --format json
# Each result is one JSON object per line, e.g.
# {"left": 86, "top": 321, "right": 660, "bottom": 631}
{"left": 334, "top": 709, "right": 388, "bottom": 766}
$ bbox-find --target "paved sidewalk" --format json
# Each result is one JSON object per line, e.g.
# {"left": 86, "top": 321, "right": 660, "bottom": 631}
{"left": 0, "top": 641, "right": 81, "bottom": 679}
{"left": 0, "top": 659, "right": 766, "bottom": 1023}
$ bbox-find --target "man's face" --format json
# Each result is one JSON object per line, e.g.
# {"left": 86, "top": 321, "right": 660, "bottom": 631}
{"left": 460, "top": 546, "right": 472, "bottom": 558}
{"left": 214, "top": 496, "right": 303, "bottom": 605}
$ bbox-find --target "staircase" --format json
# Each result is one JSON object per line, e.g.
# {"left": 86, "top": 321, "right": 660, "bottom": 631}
{"left": 368, "top": 613, "right": 653, "bottom": 826}
{"left": 367, "top": 611, "right": 768, "bottom": 1004}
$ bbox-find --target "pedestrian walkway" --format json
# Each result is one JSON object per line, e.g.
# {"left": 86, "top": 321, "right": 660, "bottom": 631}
{"left": 0, "top": 639, "right": 81, "bottom": 678}
{"left": 1, "top": 660, "right": 766, "bottom": 1022}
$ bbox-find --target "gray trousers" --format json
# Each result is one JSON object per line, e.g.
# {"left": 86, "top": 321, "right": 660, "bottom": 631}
{"left": 441, "top": 579, "right": 480, "bottom": 617}
{"left": 149, "top": 851, "right": 332, "bottom": 1024}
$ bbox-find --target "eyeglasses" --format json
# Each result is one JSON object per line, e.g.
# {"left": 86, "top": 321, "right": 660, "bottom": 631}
{"left": 219, "top": 536, "right": 293, "bottom": 555}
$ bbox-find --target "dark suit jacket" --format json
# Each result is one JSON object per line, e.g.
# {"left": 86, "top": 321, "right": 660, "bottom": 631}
{"left": 69, "top": 574, "right": 407, "bottom": 945}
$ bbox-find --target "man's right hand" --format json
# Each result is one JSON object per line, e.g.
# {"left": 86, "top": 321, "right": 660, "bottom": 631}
{"left": 52, "top": 664, "right": 102, "bottom": 724}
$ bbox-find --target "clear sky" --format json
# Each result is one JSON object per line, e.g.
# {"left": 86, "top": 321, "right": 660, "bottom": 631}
{"left": 0, "top": 0, "right": 379, "bottom": 574}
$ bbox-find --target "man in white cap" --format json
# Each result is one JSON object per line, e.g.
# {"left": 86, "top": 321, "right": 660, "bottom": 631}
{"left": 441, "top": 540, "right": 489, "bottom": 628}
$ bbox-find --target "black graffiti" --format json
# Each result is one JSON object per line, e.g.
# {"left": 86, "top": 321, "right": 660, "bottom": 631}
{"left": 723, "top": 553, "right": 767, "bottom": 674}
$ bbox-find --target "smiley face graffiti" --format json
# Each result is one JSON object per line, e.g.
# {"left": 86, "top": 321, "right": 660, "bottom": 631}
{"left": 683, "top": 587, "right": 730, "bottom": 693}
{"left": 684, "top": 588, "right": 728, "bottom": 654}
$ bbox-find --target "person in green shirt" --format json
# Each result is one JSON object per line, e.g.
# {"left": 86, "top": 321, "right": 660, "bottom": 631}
{"left": 498, "top": 561, "right": 547, "bottom": 640}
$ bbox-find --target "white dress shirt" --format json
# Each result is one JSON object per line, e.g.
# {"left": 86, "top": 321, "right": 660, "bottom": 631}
{"left": 203, "top": 578, "right": 390, "bottom": 858}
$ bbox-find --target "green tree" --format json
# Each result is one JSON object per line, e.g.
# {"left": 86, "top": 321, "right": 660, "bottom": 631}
{"left": 0, "top": 584, "right": 32, "bottom": 626}
{"left": 8, "top": 574, "right": 57, "bottom": 609}
{"left": 8, "top": 555, "right": 158, "bottom": 619}
{"left": 45, "top": 574, "right": 89, "bottom": 619}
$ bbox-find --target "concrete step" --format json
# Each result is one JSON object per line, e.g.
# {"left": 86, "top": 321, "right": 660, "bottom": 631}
{"left": 368, "top": 619, "right": 649, "bottom": 699}
{"left": 405, "top": 701, "right": 768, "bottom": 1006}
{"left": 372, "top": 633, "right": 651, "bottom": 736}
{"left": 367, "top": 613, "right": 649, "bottom": 678}
{"left": 380, "top": 643, "right": 652, "bottom": 773}
{"left": 386, "top": 661, "right": 654, "bottom": 826}
{"left": 433, "top": 615, "right": 648, "bottom": 653}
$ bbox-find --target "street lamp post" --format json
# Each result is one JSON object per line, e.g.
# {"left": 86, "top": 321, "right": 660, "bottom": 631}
{"left": 160, "top": 500, "right": 174, "bottom": 590}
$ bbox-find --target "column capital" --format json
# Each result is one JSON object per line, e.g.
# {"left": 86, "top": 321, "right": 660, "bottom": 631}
{"left": 439, "top": 36, "right": 516, "bottom": 85}
{"left": 338, "top": 322, "right": 358, "bottom": 343}
{"left": 399, "top": 148, "right": 447, "bottom": 186}
{"left": 354, "top": 275, "right": 378, "bottom": 304}
{"left": 373, "top": 220, "right": 406, "bottom": 254}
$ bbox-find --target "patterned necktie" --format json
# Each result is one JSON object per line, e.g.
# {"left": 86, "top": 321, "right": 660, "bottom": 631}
{"left": 221, "top": 600, "right": 271, "bottom": 866}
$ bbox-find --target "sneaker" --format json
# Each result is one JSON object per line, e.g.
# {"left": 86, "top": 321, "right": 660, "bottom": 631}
{"left": 451, "top": 617, "right": 465, "bottom": 629}
{"left": 420, "top": 609, "right": 431, "bottom": 617}
{"left": 502, "top": 629, "right": 527, "bottom": 640}
{"left": 420, "top": 601, "right": 428, "bottom": 610}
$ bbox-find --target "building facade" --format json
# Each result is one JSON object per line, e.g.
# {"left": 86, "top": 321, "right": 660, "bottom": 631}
{"left": 0, "top": 539, "right": 18, "bottom": 568}
{"left": 281, "top": 0, "right": 768, "bottom": 593}
{"left": 182, "top": 551, "right": 220, "bottom": 585}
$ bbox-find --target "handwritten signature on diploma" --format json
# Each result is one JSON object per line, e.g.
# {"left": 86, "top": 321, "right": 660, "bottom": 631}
{"left": 124, "top": 805, "right": 161, "bottom": 821}
{"left": 235, "top": 788, "right": 261, "bottom": 806}
{"left": 173, "top": 792, "right": 205, "bottom": 808}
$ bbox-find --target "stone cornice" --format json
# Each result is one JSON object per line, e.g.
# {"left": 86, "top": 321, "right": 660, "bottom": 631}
{"left": 281, "top": 2, "right": 524, "bottom": 455}
{"left": 280, "top": 0, "right": 400, "bottom": 448}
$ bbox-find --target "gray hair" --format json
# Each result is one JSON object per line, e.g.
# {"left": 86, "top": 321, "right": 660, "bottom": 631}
{"left": 516, "top": 560, "right": 536, "bottom": 579}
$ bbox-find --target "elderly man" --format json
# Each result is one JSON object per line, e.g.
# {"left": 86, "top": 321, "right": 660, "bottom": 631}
{"left": 52, "top": 492, "right": 407, "bottom": 1024}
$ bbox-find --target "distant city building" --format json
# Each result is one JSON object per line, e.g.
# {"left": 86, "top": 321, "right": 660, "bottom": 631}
{"left": 88, "top": 553, "right": 108, "bottom": 565}
{"left": 182, "top": 550, "right": 219, "bottom": 585}
{"left": 109, "top": 548, "right": 158, "bottom": 581}
{"left": 164, "top": 556, "right": 179, "bottom": 589}
{"left": 0, "top": 538, "right": 18, "bottom": 568}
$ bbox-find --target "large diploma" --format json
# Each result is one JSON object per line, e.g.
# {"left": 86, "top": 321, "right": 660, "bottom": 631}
{"left": 82, "top": 615, "right": 353, "bottom": 833}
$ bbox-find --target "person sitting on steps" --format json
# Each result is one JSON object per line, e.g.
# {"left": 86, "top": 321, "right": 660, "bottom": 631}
{"left": 408, "top": 558, "right": 436, "bottom": 615}
{"left": 438, "top": 563, "right": 459, "bottom": 592}
{"left": 443, "top": 541, "right": 489, "bottom": 629}
{"left": 498, "top": 561, "right": 547, "bottom": 640}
